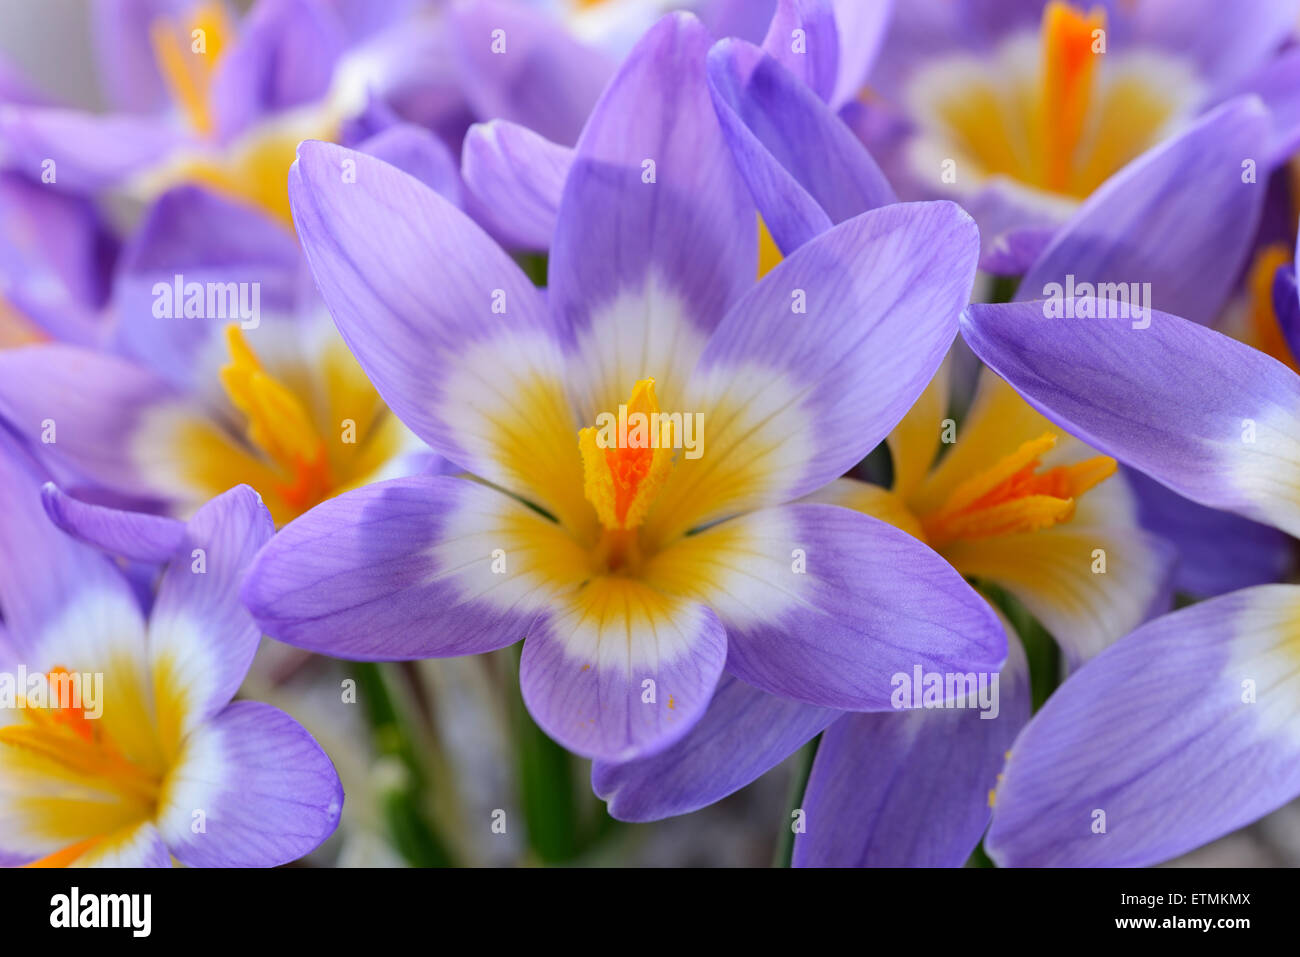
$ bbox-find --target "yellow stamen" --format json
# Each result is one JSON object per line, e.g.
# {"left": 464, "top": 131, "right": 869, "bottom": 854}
{"left": 578, "top": 378, "right": 676, "bottom": 540}
{"left": 219, "top": 324, "right": 335, "bottom": 513}
{"left": 0, "top": 675, "right": 162, "bottom": 812}
{"left": 149, "top": 1, "right": 231, "bottom": 138}
{"left": 920, "top": 433, "right": 1116, "bottom": 547}
{"left": 1038, "top": 2, "right": 1107, "bottom": 191}
{"left": 1247, "top": 243, "right": 1297, "bottom": 371}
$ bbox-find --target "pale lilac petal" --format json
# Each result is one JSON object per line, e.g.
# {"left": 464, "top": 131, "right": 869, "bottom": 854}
{"left": 707, "top": 38, "right": 895, "bottom": 255}
{"left": 461, "top": 119, "right": 571, "bottom": 250}
{"left": 794, "top": 631, "right": 1029, "bottom": 866}
{"left": 520, "top": 590, "right": 727, "bottom": 762}
{"left": 42, "top": 482, "right": 185, "bottom": 564}
{"left": 157, "top": 701, "right": 343, "bottom": 867}
{"left": 961, "top": 300, "right": 1300, "bottom": 538}
{"left": 149, "top": 485, "right": 274, "bottom": 734}
{"left": 987, "top": 585, "right": 1300, "bottom": 867}
{"left": 242, "top": 476, "right": 572, "bottom": 660}
{"left": 1020, "top": 97, "right": 1271, "bottom": 327}
{"left": 592, "top": 674, "right": 838, "bottom": 821}
{"left": 760, "top": 0, "right": 839, "bottom": 103}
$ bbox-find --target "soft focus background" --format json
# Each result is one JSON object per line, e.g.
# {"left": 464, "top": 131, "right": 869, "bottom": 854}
{"left": 3, "top": 0, "right": 1299, "bottom": 868}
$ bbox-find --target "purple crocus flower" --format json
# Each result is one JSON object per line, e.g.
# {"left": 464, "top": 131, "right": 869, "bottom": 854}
{"left": 0, "top": 165, "right": 446, "bottom": 526}
{"left": 590, "top": 37, "right": 1180, "bottom": 866}
{"left": 957, "top": 276, "right": 1300, "bottom": 865}
{"left": 847, "top": 0, "right": 1300, "bottom": 278}
{"left": 240, "top": 12, "right": 1006, "bottom": 764}
{"left": 0, "top": 430, "right": 342, "bottom": 867}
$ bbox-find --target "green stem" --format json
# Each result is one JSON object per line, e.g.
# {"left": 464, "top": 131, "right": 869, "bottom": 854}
{"left": 773, "top": 735, "right": 820, "bottom": 867}
{"left": 355, "top": 662, "right": 455, "bottom": 867}
{"left": 506, "top": 646, "right": 581, "bottom": 864}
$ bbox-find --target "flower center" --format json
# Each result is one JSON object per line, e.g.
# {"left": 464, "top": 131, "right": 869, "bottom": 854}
{"left": 149, "top": 0, "right": 230, "bottom": 139}
{"left": 578, "top": 378, "right": 677, "bottom": 571}
{"left": 219, "top": 324, "right": 336, "bottom": 514}
{"left": 912, "top": 0, "right": 1192, "bottom": 199}
{"left": 917, "top": 433, "right": 1115, "bottom": 548}
{"left": 0, "top": 667, "right": 162, "bottom": 866}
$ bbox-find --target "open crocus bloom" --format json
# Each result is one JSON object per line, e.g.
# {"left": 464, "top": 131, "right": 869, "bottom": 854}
{"left": 807, "top": 365, "right": 1174, "bottom": 666}
{"left": 0, "top": 433, "right": 341, "bottom": 867}
{"left": 855, "top": 0, "right": 1300, "bottom": 262}
{"left": 242, "top": 13, "right": 1005, "bottom": 763}
{"left": 959, "top": 296, "right": 1300, "bottom": 866}
{"left": 0, "top": 0, "right": 431, "bottom": 224}
{"left": 0, "top": 182, "right": 430, "bottom": 526}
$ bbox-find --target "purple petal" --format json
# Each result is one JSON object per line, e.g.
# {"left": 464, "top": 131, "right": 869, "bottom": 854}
{"left": 1019, "top": 97, "right": 1270, "bottom": 327}
{"left": 447, "top": 0, "right": 614, "bottom": 146}
{"left": 112, "top": 185, "right": 301, "bottom": 388}
{"left": 660, "top": 201, "right": 976, "bottom": 530}
{"left": 354, "top": 122, "right": 463, "bottom": 204}
{"left": 0, "top": 172, "right": 114, "bottom": 346}
{"left": 659, "top": 504, "right": 1007, "bottom": 711}
{"left": 1123, "top": 465, "right": 1294, "bottom": 599}
{"left": 592, "top": 673, "right": 838, "bottom": 821}
{"left": 148, "top": 485, "right": 274, "bottom": 734}
{"left": 0, "top": 106, "right": 185, "bottom": 191}
{"left": 707, "top": 38, "right": 896, "bottom": 255}
{"left": 760, "top": 0, "right": 839, "bottom": 103}
{"left": 158, "top": 700, "right": 343, "bottom": 867}
{"left": 242, "top": 475, "right": 569, "bottom": 660}
{"left": 549, "top": 12, "right": 757, "bottom": 364}
{"left": 826, "top": 0, "right": 892, "bottom": 108}
{"left": 961, "top": 299, "right": 1300, "bottom": 538}
{"left": 987, "top": 585, "right": 1300, "bottom": 867}
{"left": 0, "top": 430, "right": 140, "bottom": 658}
{"left": 209, "top": 0, "right": 346, "bottom": 141}
{"left": 461, "top": 119, "right": 571, "bottom": 251}
{"left": 794, "top": 631, "right": 1029, "bottom": 866}
{"left": 0, "top": 344, "right": 179, "bottom": 498}
{"left": 520, "top": 589, "right": 727, "bottom": 762}
{"left": 42, "top": 481, "right": 185, "bottom": 564}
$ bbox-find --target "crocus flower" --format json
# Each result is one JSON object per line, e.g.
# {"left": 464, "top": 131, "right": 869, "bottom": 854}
{"left": 957, "top": 281, "right": 1300, "bottom": 866}
{"left": 0, "top": 0, "right": 439, "bottom": 223}
{"left": 241, "top": 13, "right": 1005, "bottom": 764}
{"left": 0, "top": 167, "right": 439, "bottom": 526}
{"left": 590, "top": 39, "right": 1174, "bottom": 866}
{"left": 850, "top": 0, "right": 1300, "bottom": 267}
{"left": 0, "top": 431, "right": 342, "bottom": 867}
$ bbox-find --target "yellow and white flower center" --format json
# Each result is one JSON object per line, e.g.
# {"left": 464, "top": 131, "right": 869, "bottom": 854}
{"left": 0, "top": 667, "right": 163, "bottom": 867}
{"left": 138, "top": 1, "right": 342, "bottom": 223}
{"left": 902, "top": 0, "right": 1200, "bottom": 201}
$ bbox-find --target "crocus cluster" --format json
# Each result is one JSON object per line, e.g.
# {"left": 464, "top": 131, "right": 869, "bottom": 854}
{"left": 1, "top": 0, "right": 1299, "bottom": 869}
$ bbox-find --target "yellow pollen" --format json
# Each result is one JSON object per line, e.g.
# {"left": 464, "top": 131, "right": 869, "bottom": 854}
{"left": 757, "top": 214, "right": 783, "bottom": 279}
{"left": 149, "top": 0, "right": 230, "bottom": 138}
{"left": 920, "top": 432, "right": 1116, "bottom": 548}
{"left": 1038, "top": 2, "right": 1107, "bottom": 192}
{"left": 219, "top": 324, "right": 335, "bottom": 513}
{"left": 1247, "top": 243, "right": 1298, "bottom": 371}
{"left": 579, "top": 378, "right": 676, "bottom": 544}
{"left": 0, "top": 672, "right": 162, "bottom": 816}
